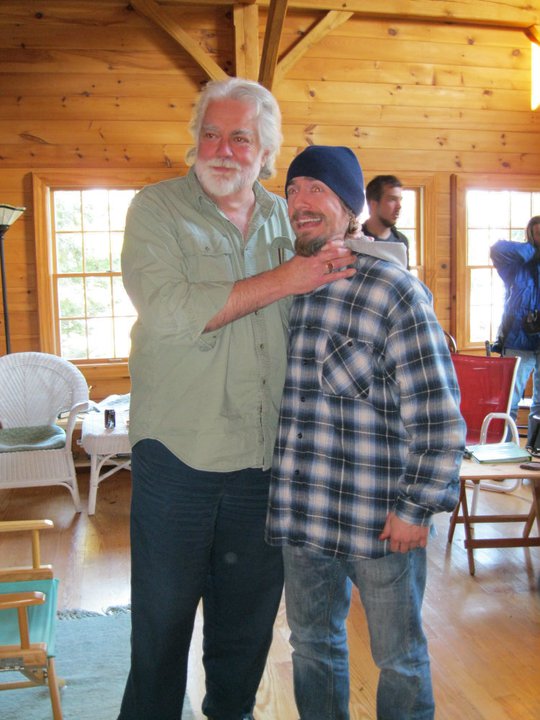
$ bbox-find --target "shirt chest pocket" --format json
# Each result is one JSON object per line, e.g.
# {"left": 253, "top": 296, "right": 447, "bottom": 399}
{"left": 318, "top": 333, "right": 373, "bottom": 399}
{"left": 184, "top": 235, "right": 235, "bottom": 282}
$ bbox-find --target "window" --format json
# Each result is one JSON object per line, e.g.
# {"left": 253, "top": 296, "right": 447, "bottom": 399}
{"left": 52, "top": 188, "right": 137, "bottom": 361}
{"left": 33, "top": 170, "right": 176, "bottom": 373}
{"left": 452, "top": 175, "right": 540, "bottom": 352}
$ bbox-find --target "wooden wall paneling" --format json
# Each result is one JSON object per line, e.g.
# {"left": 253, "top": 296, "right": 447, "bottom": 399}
{"left": 275, "top": 147, "right": 540, "bottom": 176}
{"left": 278, "top": 101, "right": 540, "bottom": 131}
{"left": 280, "top": 124, "right": 539, "bottom": 155}
{"left": 277, "top": 79, "right": 529, "bottom": 112}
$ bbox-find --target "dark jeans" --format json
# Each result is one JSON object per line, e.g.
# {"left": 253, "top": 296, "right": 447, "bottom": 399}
{"left": 117, "top": 440, "right": 284, "bottom": 720}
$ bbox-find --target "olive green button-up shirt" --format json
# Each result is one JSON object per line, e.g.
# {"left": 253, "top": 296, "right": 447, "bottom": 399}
{"left": 121, "top": 169, "right": 294, "bottom": 472}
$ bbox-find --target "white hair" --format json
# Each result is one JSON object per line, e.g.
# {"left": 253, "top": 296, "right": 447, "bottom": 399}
{"left": 185, "top": 78, "right": 282, "bottom": 179}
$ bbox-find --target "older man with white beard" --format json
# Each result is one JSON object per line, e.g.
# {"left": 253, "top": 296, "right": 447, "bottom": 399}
{"left": 118, "top": 80, "right": 356, "bottom": 720}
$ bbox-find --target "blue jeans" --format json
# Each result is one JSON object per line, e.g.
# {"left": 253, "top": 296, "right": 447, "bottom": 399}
{"left": 117, "top": 440, "right": 284, "bottom": 720}
{"left": 503, "top": 348, "right": 540, "bottom": 444}
{"left": 283, "top": 545, "right": 434, "bottom": 720}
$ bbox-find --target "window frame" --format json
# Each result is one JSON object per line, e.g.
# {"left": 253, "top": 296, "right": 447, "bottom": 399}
{"left": 451, "top": 173, "right": 540, "bottom": 353}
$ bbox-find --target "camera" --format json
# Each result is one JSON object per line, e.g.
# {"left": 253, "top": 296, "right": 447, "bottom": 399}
{"left": 523, "top": 310, "right": 540, "bottom": 335}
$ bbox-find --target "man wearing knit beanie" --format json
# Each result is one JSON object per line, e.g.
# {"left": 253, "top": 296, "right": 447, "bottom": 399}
{"left": 267, "top": 146, "right": 465, "bottom": 719}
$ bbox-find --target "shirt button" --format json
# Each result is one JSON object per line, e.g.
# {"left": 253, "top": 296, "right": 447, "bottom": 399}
{"left": 297, "top": 432, "right": 303, "bottom": 439}
{"left": 300, "top": 396, "right": 306, "bottom": 402}
{"left": 260, "top": 343, "right": 264, "bottom": 350}
{"left": 294, "top": 469, "right": 300, "bottom": 476}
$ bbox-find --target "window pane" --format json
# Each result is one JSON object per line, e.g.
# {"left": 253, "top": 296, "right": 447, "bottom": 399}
{"left": 399, "top": 189, "right": 416, "bottom": 227}
{"left": 84, "top": 231, "right": 111, "bottom": 272}
{"left": 54, "top": 191, "right": 82, "bottom": 231}
{"left": 56, "top": 232, "right": 83, "bottom": 273}
{"left": 87, "top": 317, "right": 114, "bottom": 358}
{"left": 467, "top": 229, "right": 491, "bottom": 266}
{"left": 82, "top": 189, "right": 109, "bottom": 231}
{"left": 470, "top": 268, "right": 494, "bottom": 342}
{"left": 111, "top": 232, "right": 123, "bottom": 272}
{"left": 112, "top": 276, "right": 135, "bottom": 316}
{"left": 510, "top": 191, "right": 532, "bottom": 226}
{"left": 60, "top": 319, "right": 87, "bottom": 359}
{"left": 86, "top": 276, "right": 112, "bottom": 317}
{"left": 58, "top": 277, "right": 84, "bottom": 318}
{"left": 109, "top": 190, "right": 136, "bottom": 229}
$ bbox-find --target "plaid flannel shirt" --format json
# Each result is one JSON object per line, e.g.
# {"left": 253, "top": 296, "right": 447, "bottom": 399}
{"left": 266, "top": 252, "right": 466, "bottom": 559}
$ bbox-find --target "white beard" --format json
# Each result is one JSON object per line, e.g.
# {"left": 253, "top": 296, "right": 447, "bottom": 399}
{"left": 195, "top": 158, "right": 260, "bottom": 198}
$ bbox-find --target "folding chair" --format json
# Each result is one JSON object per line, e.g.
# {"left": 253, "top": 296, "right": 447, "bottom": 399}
{"left": 447, "top": 354, "right": 539, "bottom": 573}
{"left": 451, "top": 352, "right": 523, "bottom": 508}
{"left": 0, "top": 519, "right": 63, "bottom": 719}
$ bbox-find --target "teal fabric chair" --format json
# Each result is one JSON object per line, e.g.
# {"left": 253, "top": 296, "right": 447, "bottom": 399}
{"left": 0, "top": 519, "right": 63, "bottom": 719}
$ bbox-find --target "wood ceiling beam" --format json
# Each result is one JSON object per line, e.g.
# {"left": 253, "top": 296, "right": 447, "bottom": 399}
{"left": 129, "top": 0, "right": 228, "bottom": 81}
{"left": 234, "top": 4, "right": 259, "bottom": 80}
{"left": 258, "top": 0, "right": 289, "bottom": 89}
{"left": 160, "top": 0, "right": 540, "bottom": 29}
{"left": 274, "top": 10, "right": 353, "bottom": 86}
{"left": 526, "top": 24, "right": 540, "bottom": 45}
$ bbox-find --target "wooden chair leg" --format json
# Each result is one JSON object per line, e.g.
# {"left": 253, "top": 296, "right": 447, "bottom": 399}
{"left": 47, "top": 657, "right": 63, "bottom": 720}
{"left": 459, "top": 481, "right": 477, "bottom": 575}
{"left": 447, "top": 482, "right": 464, "bottom": 543}
{"left": 523, "top": 503, "right": 537, "bottom": 538}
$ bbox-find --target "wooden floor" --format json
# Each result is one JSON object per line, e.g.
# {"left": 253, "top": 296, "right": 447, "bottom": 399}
{"left": 1, "top": 468, "right": 540, "bottom": 720}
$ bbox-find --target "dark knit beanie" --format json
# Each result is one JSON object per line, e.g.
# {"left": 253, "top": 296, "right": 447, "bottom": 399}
{"left": 286, "top": 145, "right": 365, "bottom": 216}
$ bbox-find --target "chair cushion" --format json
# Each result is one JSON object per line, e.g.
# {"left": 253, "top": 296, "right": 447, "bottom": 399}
{"left": 0, "top": 578, "right": 59, "bottom": 656}
{"left": 0, "top": 425, "right": 66, "bottom": 453}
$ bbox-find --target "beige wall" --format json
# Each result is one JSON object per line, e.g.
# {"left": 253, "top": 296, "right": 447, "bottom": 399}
{"left": 0, "top": 2, "right": 538, "bottom": 395}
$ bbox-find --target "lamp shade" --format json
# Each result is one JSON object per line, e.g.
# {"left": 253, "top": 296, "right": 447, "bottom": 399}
{"left": 0, "top": 204, "right": 25, "bottom": 228}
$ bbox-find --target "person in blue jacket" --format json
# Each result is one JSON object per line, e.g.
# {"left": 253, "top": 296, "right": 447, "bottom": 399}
{"left": 490, "top": 215, "right": 540, "bottom": 444}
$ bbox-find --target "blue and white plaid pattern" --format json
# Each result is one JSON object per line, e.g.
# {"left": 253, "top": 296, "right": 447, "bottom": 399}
{"left": 267, "top": 254, "right": 466, "bottom": 559}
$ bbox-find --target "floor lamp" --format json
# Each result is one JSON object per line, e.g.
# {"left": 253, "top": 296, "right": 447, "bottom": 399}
{"left": 0, "top": 204, "right": 25, "bottom": 354}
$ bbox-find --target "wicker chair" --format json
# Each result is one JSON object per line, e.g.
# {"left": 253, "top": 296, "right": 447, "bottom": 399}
{"left": 0, "top": 352, "right": 89, "bottom": 510}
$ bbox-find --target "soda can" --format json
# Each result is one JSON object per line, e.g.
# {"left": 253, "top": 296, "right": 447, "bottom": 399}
{"left": 104, "top": 408, "right": 116, "bottom": 429}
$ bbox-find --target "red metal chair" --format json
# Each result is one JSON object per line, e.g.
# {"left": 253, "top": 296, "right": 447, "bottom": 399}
{"left": 446, "top": 353, "right": 540, "bottom": 573}
{"left": 451, "top": 353, "right": 520, "bottom": 447}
